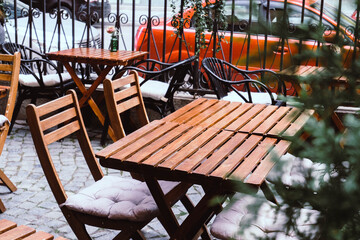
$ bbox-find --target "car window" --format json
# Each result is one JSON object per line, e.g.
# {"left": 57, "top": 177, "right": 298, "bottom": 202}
{"left": 271, "top": 4, "right": 353, "bottom": 45}
{"left": 222, "top": 2, "right": 265, "bottom": 33}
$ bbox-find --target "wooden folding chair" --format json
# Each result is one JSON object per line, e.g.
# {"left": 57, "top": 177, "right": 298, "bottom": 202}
{"left": 0, "top": 52, "right": 21, "bottom": 212}
{"left": 26, "top": 89, "right": 191, "bottom": 239}
{"left": 103, "top": 72, "right": 212, "bottom": 239}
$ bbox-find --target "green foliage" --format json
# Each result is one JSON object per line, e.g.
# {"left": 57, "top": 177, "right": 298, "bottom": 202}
{"left": 232, "top": 1, "right": 360, "bottom": 239}
{"left": 170, "top": 0, "right": 226, "bottom": 55}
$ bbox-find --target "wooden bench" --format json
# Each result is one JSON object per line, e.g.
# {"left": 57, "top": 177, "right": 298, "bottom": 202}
{"left": 0, "top": 219, "right": 68, "bottom": 240}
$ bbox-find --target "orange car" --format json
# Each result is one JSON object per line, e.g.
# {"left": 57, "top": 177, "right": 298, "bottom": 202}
{"left": 135, "top": 0, "right": 357, "bottom": 71}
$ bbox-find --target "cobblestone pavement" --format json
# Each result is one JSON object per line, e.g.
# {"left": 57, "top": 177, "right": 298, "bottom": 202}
{"left": 0, "top": 120, "right": 207, "bottom": 240}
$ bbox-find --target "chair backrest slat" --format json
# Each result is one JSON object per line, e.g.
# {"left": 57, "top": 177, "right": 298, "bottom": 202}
{"left": 0, "top": 74, "right": 11, "bottom": 82}
{"left": 36, "top": 94, "right": 74, "bottom": 116}
{"left": 0, "top": 64, "right": 13, "bottom": 72}
{"left": 114, "top": 85, "right": 139, "bottom": 102}
{"left": 116, "top": 96, "right": 142, "bottom": 114}
{"left": 40, "top": 107, "right": 78, "bottom": 132}
{"left": 112, "top": 74, "right": 135, "bottom": 88}
{"left": 44, "top": 121, "right": 81, "bottom": 145}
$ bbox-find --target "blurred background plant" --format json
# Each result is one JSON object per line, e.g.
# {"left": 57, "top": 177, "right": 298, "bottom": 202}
{"left": 0, "top": 0, "right": 5, "bottom": 44}
{"left": 232, "top": 0, "right": 360, "bottom": 239}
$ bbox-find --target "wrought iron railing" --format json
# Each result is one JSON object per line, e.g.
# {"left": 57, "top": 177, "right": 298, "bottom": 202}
{"left": 2, "top": 0, "right": 359, "bottom": 96}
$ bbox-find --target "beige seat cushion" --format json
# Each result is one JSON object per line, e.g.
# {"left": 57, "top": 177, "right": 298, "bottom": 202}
{"left": 19, "top": 72, "right": 72, "bottom": 87}
{"left": 266, "top": 153, "right": 328, "bottom": 189}
{"left": 140, "top": 80, "right": 169, "bottom": 102}
{"left": 62, "top": 176, "right": 179, "bottom": 222}
{"left": 211, "top": 193, "right": 319, "bottom": 240}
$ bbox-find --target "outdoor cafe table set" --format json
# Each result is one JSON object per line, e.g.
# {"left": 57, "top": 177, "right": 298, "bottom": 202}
{"left": 45, "top": 48, "right": 314, "bottom": 238}
{"left": 96, "top": 98, "right": 314, "bottom": 239}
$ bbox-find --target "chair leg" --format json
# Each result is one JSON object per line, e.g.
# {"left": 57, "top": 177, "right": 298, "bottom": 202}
{"left": 8, "top": 95, "right": 24, "bottom": 135}
{"left": 0, "top": 198, "right": 6, "bottom": 213}
{"left": 101, "top": 114, "right": 110, "bottom": 145}
{"left": 0, "top": 169, "right": 17, "bottom": 192}
{"left": 62, "top": 209, "right": 92, "bottom": 240}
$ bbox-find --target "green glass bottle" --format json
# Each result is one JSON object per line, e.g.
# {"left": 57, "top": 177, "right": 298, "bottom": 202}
{"left": 110, "top": 35, "right": 118, "bottom": 52}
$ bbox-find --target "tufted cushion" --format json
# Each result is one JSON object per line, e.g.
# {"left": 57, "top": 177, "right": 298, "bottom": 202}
{"left": 140, "top": 80, "right": 169, "bottom": 102}
{"left": 266, "top": 153, "right": 328, "bottom": 189}
{"left": 19, "top": 72, "right": 72, "bottom": 87}
{"left": 0, "top": 115, "right": 9, "bottom": 127}
{"left": 211, "top": 193, "right": 319, "bottom": 240}
{"left": 62, "top": 176, "right": 179, "bottom": 222}
{"left": 222, "top": 91, "right": 277, "bottom": 104}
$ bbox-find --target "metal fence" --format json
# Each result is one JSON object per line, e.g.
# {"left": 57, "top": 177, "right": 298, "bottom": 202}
{"left": 2, "top": 0, "right": 359, "bottom": 95}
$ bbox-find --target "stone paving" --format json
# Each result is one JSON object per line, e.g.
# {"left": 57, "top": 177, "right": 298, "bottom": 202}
{"left": 0, "top": 120, "right": 207, "bottom": 240}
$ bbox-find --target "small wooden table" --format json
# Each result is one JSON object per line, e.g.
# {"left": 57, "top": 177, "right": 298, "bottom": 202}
{"left": 278, "top": 65, "right": 349, "bottom": 131}
{"left": 47, "top": 48, "right": 148, "bottom": 141}
{"left": 278, "top": 65, "right": 351, "bottom": 95}
{"left": 96, "top": 99, "right": 314, "bottom": 239}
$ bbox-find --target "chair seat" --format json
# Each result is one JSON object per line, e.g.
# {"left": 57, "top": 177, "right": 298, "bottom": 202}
{"left": 62, "top": 176, "right": 179, "bottom": 222}
{"left": 0, "top": 115, "right": 9, "bottom": 127}
{"left": 266, "top": 153, "right": 327, "bottom": 189}
{"left": 140, "top": 80, "right": 169, "bottom": 102}
{"left": 211, "top": 193, "right": 319, "bottom": 240}
{"left": 222, "top": 91, "right": 278, "bottom": 104}
{"left": 19, "top": 72, "right": 72, "bottom": 87}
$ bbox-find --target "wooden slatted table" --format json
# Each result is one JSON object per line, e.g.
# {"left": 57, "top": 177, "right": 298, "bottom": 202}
{"left": 96, "top": 98, "right": 314, "bottom": 239}
{"left": 46, "top": 48, "right": 148, "bottom": 142}
{"left": 0, "top": 219, "right": 68, "bottom": 240}
{"left": 278, "top": 65, "right": 350, "bottom": 131}
{"left": 163, "top": 98, "right": 314, "bottom": 138}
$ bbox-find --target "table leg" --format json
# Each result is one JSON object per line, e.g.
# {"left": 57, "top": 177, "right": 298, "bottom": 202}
{"left": 62, "top": 62, "right": 117, "bottom": 141}
{"left": 171, "top": 188, "right": 226, "bottom": 240}
{"left": 144, "top": 177, "right": 180, "bottom": 236}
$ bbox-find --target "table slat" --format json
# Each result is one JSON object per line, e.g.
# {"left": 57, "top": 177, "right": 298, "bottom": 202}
{"left": 282, "top": 109, "right": 315, "bottom": 137}
{"left": 246, "top": 140, "right": 291, "bottom": 185}
{"left": 171, "top": 99, "right": 218, "bottom": 124}
{"left": 237, "top": 105, "right": 278, "bottom": 133}
{"left": 210, "top": 102, "right": 252, "bottom": 130}
{"left": 126, "top": 124, "right": 191, "bottom": 163}
{"left": 267, "top": 108, "right": 301, "bottom": 136}
{"left": 185, "top": 101, "right": 230, "bottom": 127}
{"left": 197, "top": 101, "right": 241, "bottom": 129}
{"left": 156, "top": 127, "right": 220, "bottom": 169}
{"left": 210, "top": 134, "right": 263, "bottom": 179}
{"left": 162, "top": 98, "right": 207, "bottom": 122}
{"left": 252, "top": 107, "right": 290, "bottom": 135}
{"left": 225, "top": 104, "right": 266, "bottom": 131}
{"left": 175, "top": 130, "right": 234, "bottom": 172}
{"left": 193, "top": 133, "right": 248, "bottom": 175}
{"left": 96, "top": 120, "right": 165, "bottom": 158}
{"left": 111, "top": 121, "right": 178, "bottom": 160}
{"left": 230, "top": 137, "right": 278, "bottom": 180}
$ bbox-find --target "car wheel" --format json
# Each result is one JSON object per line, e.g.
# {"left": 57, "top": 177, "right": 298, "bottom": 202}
{"left": 60, "top": 5, "right": 72, "bottom": 19}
